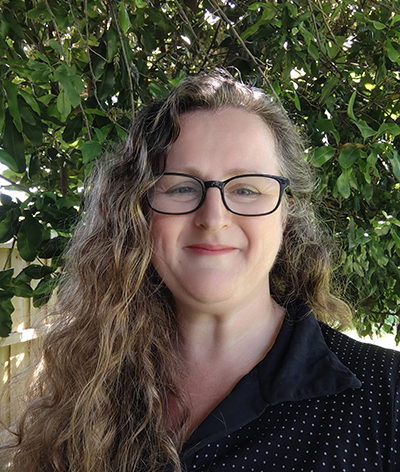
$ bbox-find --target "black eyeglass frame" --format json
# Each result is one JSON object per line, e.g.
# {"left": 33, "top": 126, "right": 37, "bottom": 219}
{"left": 147, "top": 172, "right": 290, "bottom": 217}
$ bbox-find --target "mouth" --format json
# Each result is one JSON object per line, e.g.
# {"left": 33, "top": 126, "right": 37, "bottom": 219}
{"left": 185, "top": 244, "right": 237, "bottom": 255}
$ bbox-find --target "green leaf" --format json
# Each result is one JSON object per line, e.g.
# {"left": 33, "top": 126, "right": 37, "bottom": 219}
{"left": 0, "top": 299, "right": 14, "bottom": 337}
{"left": 391, "top": 151, "right": 400, "bottom": 182}
{"left": 386, "top": 39, "right": 400, "bottom": 62}
{"left": 336, "top": 169, "right": 351, "bottom": 198}
{"left": 3, "top": 81, "right": 23, "bottom": 132}
{"left": 0, "top": 268, "right": 14, "bottom": 287}
{"left": 33, "top": 276, "right": 57, "bottom": 295}
{"left": 80, "top": 140, "right": 102, "bottom": 163}
{"left": 115, "top": 124, "right": 127, "bottom": 140}
{"left": 28, "top": 152, "right": 40, "bottom": 179}
{"left": 18, "top": 98, "right": 36, "bottom": 125}
{"left": 19, "top": 89, "right": 41, "bottom": 115}
{"left": 21, "top": 264, "right": 54, "bottom": 279}
{"left": 147, "top": 9, "right": 173, "bottom": 32}
{"left": 391, "top": 14, "right": 400, "bottom": 26}
{"left": 7, "top": 280, "right": 33, "bottom": 297}
{"left": 28, "top": 60, "right": 52, "bottom": 82}
{"left": 56, "top": 90, "right": 72, "bottom": 121}
{"left": 299, "top": 24, "right": 314, "bottom": 47}
{"left": 339, "top": 146, "right": 360, "bottom": 169}
{"left": 316, "top": 117, "right": 340, "bottom": 145}
{"left": 372, "top": 20, "right": 386, "bottom": 31}
{"left": 106, "top": 28, "right": 119, "bottom": 62}
{"left": 293, "top": 91, "right": 301, "bottom": 111}
{"left": 248, "top": 2, "right": 269, "bottom": 10}
{"left": 0, "top": 207, "right": 20, "bottom": 243}
{"left": 62, "top": 114, "right": 83, "bottom": 143}
{"left": 0, "top": 290, "right": 14, "bottom": 303}
{"left": 93, "top": 124, "right": 111, "bottom": 144}
{"left": 0, "top": 89, "right": 5, "bottom": 132}
{"left": 55, "top": 195, "right": 79, "bottom": 210}
{"left": 48, "top": 38, "right": 65, "bottom": 56}
{"left": 17, "top": 214, "right": 45, "bottom": 262}
{"left": 319, "top": 77, "right": 339, "bottom": 105}
{"left": 119, "top": 3, "right": 131, "bottom": 33}
{"left": 241, "top": 23, "right": 261, "bottom": 40}
{"left": 2, "top": 113, "right": 25, "bottom": 173}
{"left": 312, "top": 146, "right": 335, "bottom": 167}
{"left": 54, "top": 64, "right": 84, "bottom": 107}
{"left": 355, "top": 120, "right": 375, "bottom": 139}
{"left": 33, "top": 276, "right": 59, "bottom": 307}
{"left": 23, "top": 119, "right": 43, "bottom": 145}
{"left": 370, "top": 241, "right": 389, "bottom": 267}
{"left": 147, "top": 81, "right": 168, "bottom": 99}
{"left": 140, "top": 28, "right": 157, "bottom": 52}
{"left": 38, "top": 236, "right": 68, "bottom": 259}
{"left": 0, "top": 149, "right": 19, "bottom": 173}
{"left": 0, "top": 194, "right": 13, "bottom": 207}
{"left": 26, "top": 4, "right": 48, "bottom": 20}
{"left": 347, "top": 90, "right": 357, "bottom": 121}
{"left": 37, "top": 94, "right": 55, "bottom": 106}
{"left": 96, "top": 64, "right": 115, "bottom": 100}
{"left": 391, "top": 228, "right": 400, "bottom": 249}
{"left": 376, "top": 122, "right": 400, "bottom": 138}
{"left": 134, "top": 0, "right": 147, "bottom": 7}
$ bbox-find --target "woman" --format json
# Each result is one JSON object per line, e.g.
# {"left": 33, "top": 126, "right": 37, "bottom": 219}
{"left": 2, "top": 70, "right": 399, "bottom": 471}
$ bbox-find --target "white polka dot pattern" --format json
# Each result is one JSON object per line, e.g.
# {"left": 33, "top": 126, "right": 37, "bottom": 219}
{"left": 181, "top": 320, "right": 400, "bottom": 471}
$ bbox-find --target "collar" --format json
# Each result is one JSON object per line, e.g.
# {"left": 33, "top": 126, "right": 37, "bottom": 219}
{"left": 181, "top": 302, "right": 361, "bottom": 463}
{"left": 258, "top": 302, "right": 361, "bottom": 405}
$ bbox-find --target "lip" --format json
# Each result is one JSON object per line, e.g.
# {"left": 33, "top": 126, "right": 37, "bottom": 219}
{"left": 185, "top": 244, "right": 237, "bottom": 255}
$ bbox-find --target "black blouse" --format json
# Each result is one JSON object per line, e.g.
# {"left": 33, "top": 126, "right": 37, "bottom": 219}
{"left": 178, "top": 302, "right": 400, "bottom": 472}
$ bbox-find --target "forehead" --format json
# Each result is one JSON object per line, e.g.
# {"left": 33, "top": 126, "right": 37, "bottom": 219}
{"left": 178, "top": 107, "right": 273, "bottom": 140}
{"left": 165, "top": 107, "right": 281, "bottom": 176}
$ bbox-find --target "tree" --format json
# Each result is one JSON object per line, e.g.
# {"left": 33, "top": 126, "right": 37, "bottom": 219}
{"left": 0, "top": 0, "right": 399, "bottom": 339}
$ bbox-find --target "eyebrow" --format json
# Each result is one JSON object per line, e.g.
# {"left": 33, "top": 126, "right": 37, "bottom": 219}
{"left": 166, "top": 167, "right": 266, "bottom": 178}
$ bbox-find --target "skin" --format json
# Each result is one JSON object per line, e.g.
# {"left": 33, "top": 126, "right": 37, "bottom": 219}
{"left": 150, "top": 107, "right": 287, "bottom": 433}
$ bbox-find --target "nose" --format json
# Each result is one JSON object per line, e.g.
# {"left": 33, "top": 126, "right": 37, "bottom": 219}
{"left": 194, "top": 187, "right": 231, "bottom": 231}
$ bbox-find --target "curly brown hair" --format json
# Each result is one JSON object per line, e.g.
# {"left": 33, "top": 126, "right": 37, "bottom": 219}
{"left": 1, "top": 70, "right": 351, "bottom": 472}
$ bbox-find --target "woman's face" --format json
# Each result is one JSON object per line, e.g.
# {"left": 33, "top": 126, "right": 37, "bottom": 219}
{"left": 150, "top": 107, "right": 286, "bottom": 315}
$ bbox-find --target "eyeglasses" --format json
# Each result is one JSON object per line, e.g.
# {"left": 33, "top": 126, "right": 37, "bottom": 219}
{"left": 147, "top": 173, "right": 290, "bottom": 217}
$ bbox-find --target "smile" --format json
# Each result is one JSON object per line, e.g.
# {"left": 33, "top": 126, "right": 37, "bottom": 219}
{"left": 185, "top": 244, "right": 237, "bottom": 255}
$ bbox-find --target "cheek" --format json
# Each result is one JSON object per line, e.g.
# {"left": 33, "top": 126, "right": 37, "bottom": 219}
{"left": 150, "top": 215, "right": 181, "bottom": 265}
{"left": 249, "top": 216, "right": 285, "bottom": 261}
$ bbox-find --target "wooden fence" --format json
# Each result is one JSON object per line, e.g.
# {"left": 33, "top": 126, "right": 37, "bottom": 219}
{"left": 0, "top": 243, "right": 42, "bottom": 429}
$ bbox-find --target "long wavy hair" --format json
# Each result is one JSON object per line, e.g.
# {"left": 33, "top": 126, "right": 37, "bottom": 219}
{"left": 1, "top": 70, "right": 351, "bottom": 472}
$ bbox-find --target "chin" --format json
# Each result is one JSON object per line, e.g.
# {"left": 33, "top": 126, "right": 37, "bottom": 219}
{"left": 182, "top": 283, "right": 241, "bottom": 308}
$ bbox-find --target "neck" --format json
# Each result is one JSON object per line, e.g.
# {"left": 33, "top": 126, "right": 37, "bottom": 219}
{"left": 176, "top": 292, "right": 285, "bottom": 366}
{"left": 171, "top": 292, "right": 285, "bottom": 438}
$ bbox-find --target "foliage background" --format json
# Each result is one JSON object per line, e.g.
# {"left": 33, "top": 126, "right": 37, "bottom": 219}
{"left": 0, "top": 0, "right": 399, "bottom": 339}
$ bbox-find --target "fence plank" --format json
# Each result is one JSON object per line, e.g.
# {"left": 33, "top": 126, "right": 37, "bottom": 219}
{"left": 0, "top": 244, "right": 41, "bottom": 428}
{"left": 0, "top": 345, "right": 10, "bottom": 426}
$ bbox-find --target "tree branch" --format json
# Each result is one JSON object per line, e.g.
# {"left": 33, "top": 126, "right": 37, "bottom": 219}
{"left": 108, "top": 1, "right": 136, "bottom": 118}
{"left": 208, "top": 0, "right": 280, "bottom": 102}
{"left": 202, "top": 18, "right": 222, "bottom": 69}
{"left": 369, "top": 0, "right": 400, "bottom": 14}
{"left": 0, "top": 176, "right": 33, "bottom": 196}
{"left": 176, "top": 1, "right": 213, "bottom": 68}
{"left": 315, "top": 0, "right": 341, "bottom": 50}
{"left": 44, "top": 0, "right": 92, "bottom": 140}
{"left": 3, "top": 238, "right": 16, "bottom": 271}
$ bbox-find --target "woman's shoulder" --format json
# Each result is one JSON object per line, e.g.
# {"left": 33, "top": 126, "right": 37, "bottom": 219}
{"left": 320, "top": 322, "right": 400, "bottom": 390}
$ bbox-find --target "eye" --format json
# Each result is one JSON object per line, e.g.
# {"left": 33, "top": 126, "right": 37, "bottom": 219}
{"left": 165, "top": 183, "right": 198, "bottom": 195}
{"left": 233, "top": 187, "right": 260, "bottom": 196}
{"left": 227, "top": 184, "right": 261, "bottom": 199}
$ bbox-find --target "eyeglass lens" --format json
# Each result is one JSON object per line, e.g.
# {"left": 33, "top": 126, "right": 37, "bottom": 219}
{"left": 147, "top": 174, "right": 285, "bottom": 216}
